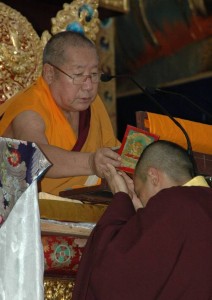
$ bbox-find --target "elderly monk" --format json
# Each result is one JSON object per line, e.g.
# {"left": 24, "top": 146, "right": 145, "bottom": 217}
{"left": 73, "top": 140, "right": 212, "bottom": 300}
{"left": 0, "top": 31, "right": 121, "bottom": 195}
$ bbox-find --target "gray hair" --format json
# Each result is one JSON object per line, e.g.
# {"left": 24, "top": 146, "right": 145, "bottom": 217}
{"left": 135, "top": 140, "right": 195, "bottom": 184}
{"left": 42, "top": 31, "right": 96, "bottom": 66}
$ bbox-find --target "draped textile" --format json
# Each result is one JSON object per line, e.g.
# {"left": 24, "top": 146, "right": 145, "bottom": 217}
{"left": 0, "top": 77, "right": 120, "bottom": 195}
{"left": 0, "top": 137, "right": 50, "bottom": 300}
{"left": 0, "top": 182, "right": 43, "bottom": 300}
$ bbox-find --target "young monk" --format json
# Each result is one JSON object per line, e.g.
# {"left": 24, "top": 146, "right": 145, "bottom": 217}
{"left": 73, "top": 140, "right": 212, "bottom": 300}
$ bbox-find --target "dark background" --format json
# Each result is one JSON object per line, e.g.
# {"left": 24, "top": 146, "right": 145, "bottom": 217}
{"left": 116, "top": 76, "right": 212, "bottom": 140}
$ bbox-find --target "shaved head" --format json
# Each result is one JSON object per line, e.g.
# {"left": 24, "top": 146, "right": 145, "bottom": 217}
{"left": 43, "top": 31, "right": 97, "bottom": 66}
{"left": 135, "top": 140, "right": 195, "bottom": 185}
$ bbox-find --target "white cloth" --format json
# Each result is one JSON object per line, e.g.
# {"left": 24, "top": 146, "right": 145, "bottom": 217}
{"left": 0, "top": 181, "right": 44, "bottom": 300}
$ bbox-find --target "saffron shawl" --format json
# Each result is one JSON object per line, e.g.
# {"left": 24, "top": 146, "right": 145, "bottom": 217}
{"left": 0, "top": 77, "right": 120, "bottom": 195}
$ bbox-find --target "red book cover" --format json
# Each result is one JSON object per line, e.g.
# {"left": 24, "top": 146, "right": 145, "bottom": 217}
{"left": 118, "top": 125, "right": 159, "bottom": 174}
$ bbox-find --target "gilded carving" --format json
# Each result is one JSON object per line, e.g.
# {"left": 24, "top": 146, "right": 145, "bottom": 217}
{"left": 0, "top": 3, "right": 43, "bottom": 103}
{"left": 41, "top": 0, "right": 100, "bottom": 44}
{"left": 44, "top": 278, "right": 75, "bottom": 300}
{"left": 100, "top": 0, "right": 129, "bottom": 12}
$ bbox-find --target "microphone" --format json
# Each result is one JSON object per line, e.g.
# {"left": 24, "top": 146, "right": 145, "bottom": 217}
{"left": 101, "top": 73, "right": 127, "bottom": 82}
{"left": 101, "top": 73, "right": 197, "bottom": 175}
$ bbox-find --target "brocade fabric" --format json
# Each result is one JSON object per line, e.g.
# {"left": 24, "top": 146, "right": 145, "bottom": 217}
{"left": 0, "top": 137, "right": 50, "bottom": 300}
{"left": 0, "top": 137, "right": 51, "bottom": 225}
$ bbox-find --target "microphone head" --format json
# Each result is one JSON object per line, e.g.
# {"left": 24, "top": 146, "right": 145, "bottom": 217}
{"left": 100, "top": 73, "right": 114, "bottom": 82}
{"left": 100, "top": 73, "right": 130, "bottom": 82}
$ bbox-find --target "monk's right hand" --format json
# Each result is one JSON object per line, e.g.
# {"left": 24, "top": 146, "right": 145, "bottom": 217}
{"left": 103, "top": 164, "right": 143, "bottom": 211}
{"left": 89, "top": 147, "right": 121, "bottom": 178}
{"left": 102, "top": 163, "right": 128, "bottom": 194}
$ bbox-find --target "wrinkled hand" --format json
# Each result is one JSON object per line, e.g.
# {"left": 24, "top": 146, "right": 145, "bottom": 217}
{"left": 103, "top": 164, "right": 143, "bottom": 211}
{"left": 89, "top": 148, "right": 121, "bottom": 178}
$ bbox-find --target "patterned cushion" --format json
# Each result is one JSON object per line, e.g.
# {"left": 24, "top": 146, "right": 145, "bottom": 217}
{"left": 42, "top": 235, "right": 87, "bottom": 276}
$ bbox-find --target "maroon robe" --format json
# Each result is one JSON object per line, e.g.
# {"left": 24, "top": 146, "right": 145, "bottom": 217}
{"left": 73, "top": 186, "right": 212, "bottom": 300}
{"left": 72, "top": 108, "right": 90, "bottom": 151}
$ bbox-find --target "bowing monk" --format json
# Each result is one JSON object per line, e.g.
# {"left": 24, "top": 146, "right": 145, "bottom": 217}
{"left": 0, "top": 31, "right": 120, "bottom": 195}
{"left": 73, "top": 140, "right": 212, "bottom": 300}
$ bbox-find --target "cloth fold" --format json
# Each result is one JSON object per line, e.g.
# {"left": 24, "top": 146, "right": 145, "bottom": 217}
{"left": 0, "top": 182, "right": 44, "bottom": 300}
{"left": 0, "top": 137, "right": 50, "bottom": 300}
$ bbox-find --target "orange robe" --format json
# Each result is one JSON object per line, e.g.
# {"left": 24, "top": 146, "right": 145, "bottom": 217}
{"left": 146, "top": 112, "right": 212, "bottom": 155}
{"left": 0, "top": 77, "right": 120, "bottom": 195}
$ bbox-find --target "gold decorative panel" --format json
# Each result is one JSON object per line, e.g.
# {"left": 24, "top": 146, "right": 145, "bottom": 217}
{"left": 0, "top": 3, "right": 43, "bottom": 103}
{"left": 41, "top": 0, "right": 100, "bottom": 44}
{"left": 44, "top": 277, "right": 75, "bottom": 300}
{"left": 100, "top": 0, "right": 129, "bottom": 12}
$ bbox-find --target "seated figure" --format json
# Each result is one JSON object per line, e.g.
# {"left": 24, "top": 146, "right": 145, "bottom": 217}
{"left": 0, "top": 3, "right": 120, "bottom": 298}
{"left": 0, "top": 31, "right": 121, "bottom": 196}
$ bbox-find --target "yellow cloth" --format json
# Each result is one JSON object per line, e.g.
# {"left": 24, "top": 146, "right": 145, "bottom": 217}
{"left": 39, "top": 196, "right": 107, "bottom": 223}
{"left": 38, "top": 177, "right": 209, "bottom": 225}
{"left": 0, "top": 76, "right": 120, "bottom": 195}
{"left": 147, "top": 112, "right": 212, "bottom": 155}
{"left": 183, "top": 175, "right": 210, "bottom": 187}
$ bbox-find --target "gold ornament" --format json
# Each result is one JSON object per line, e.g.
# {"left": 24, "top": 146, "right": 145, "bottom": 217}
{"left": 100, "top": 0, "right": 129, "bottom": 12}
{"left": 0, "top": 3, "right": 43, "bottom": 103}
{"left": 41, "top": 0, "right": 100, "bottom": 45}
{"left": 44, "top": 277, "right": 75, "bottom": 300}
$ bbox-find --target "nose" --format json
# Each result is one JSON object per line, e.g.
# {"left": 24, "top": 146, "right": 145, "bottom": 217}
{"left": 81, "top": 76, "right": 93, "bottom": 90}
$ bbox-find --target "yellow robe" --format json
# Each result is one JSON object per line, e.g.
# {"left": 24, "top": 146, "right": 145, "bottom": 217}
{"left": 0, "top": 77, "right": 120, "bottom": 195}
{"left": 146, "top": 112, "right": 212, "bottom": 155}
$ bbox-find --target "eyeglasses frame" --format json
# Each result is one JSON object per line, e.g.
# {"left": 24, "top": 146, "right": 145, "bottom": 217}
{"left": 47, "top": 62, "right": 103, "bottom": 85}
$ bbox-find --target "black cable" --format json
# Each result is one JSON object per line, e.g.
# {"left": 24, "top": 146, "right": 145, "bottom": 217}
{"left": 153, "top": 88, "right": 212, "bottom": 120}
{"left": 131, "top": 77, "right": 198, "bottom": 175}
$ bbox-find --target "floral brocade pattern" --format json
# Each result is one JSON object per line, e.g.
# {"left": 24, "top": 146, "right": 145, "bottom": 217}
{"left": 42, "top": 236, "right": 87, "bottom": 276}
{"left": 0, "top": 137, "right": 51, "bottom": 226}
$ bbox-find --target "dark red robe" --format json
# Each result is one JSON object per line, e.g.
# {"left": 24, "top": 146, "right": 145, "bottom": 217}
{"left": 73, "top": 186, "right": 212, "bottom": 300}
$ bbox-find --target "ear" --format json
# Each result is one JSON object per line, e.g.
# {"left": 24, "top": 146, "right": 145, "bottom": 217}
{"left": 147, "top": 167, "right": 160, "bottom": 186}
{"left": 42, "top": 63, "right": 54, "bottom": 84}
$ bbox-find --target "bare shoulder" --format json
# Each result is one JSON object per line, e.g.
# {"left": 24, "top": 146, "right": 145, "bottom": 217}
{"left": 8, "top": 110, "right": 47, "bottom": 143}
